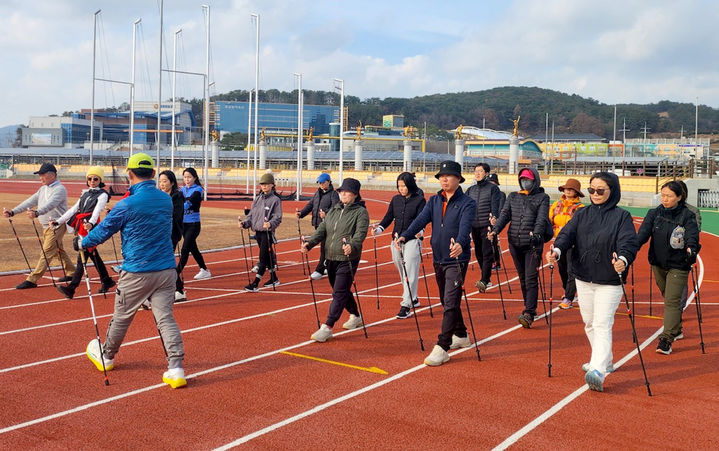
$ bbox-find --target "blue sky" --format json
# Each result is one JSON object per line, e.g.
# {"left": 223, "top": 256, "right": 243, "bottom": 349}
{"left": 1, "top": 0, "right": 718, "bottom": 127}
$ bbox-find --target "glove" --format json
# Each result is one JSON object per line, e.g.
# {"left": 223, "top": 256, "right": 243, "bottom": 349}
{"left": 73, "top": 236, "right": 82, "bottom": 252}
{"left": 530, "top": 233, "right": 543, "bottom": 246}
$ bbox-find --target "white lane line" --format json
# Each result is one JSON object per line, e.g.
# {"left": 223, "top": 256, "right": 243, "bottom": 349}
{"left": 491, "top": 255, "right": 704, "bottom": 451}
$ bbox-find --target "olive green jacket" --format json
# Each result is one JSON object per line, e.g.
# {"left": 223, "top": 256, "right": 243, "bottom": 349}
{"left": 307, "top": 200, "right": 369, "bottom": 261}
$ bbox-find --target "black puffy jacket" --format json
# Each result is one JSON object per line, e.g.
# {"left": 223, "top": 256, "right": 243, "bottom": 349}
{"left": 377, "top": 190, "right": 426, "bottom": 241}
{"left": 466, "top": 178, "right": 500, "bottom": 229}
{"left": 492, "top": 167, "right": 550, "bottom": 248}
{"left": 554, "top": 172, "right": 639, "bottom": 286}
{"left": 298, "top": 184, "right": 340, "bottom": 228}
{"left": 637, "top": 203, "right": 699, "bottom": 271}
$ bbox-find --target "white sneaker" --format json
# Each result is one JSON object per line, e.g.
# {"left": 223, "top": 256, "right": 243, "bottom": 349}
{"left": 424, "top": 345, "right": 450, "bottom": 366}
{"left": 86, "top": 339, "right": 114, "bottom": 372}
{"left": 311, "top": 324, "right": 333, "bottom": 342}
{"left": 449, "top": 334, "right": 472, "bottom": 349}
{"left": 174, "top": 291, "right": 187, "bottom": 302}
{"left": 193, "top": 268, "right": 211, "bottom": 280}
{"left": 342, "top": 314, "right": 363, "bottom": 330}
{"left": 162, "top": 367, "right": 187, "bottom": 389}
{"left": 582, "top": 362, "right": 614, "bottom": 374}
{"left": 251, "top": 265, "right": 259, "bottom": 273}
{"left": 310, "top": 271, "right": 323, "bottom": 280}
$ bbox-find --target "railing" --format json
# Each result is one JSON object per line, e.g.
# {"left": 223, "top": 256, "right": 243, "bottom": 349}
{"left": 698, "top": 190, "right": 719, "bottom": 208}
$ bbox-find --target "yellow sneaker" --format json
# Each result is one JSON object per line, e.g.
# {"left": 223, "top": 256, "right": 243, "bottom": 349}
{"left": 162, "top": 368, "right": 187, "bottom": 389}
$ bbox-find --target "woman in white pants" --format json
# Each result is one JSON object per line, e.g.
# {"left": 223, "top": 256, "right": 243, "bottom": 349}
{"left": 373, "top": 172, "right": 426, "bottom": 319}
{"left": 546, "top": 172, "right": 638, "bottom": 392}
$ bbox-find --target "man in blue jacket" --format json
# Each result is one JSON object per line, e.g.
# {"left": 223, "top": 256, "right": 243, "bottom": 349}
{"left": 396, "top": 160, "right": 476, "bottom": 366}
{"left": 78, "top": 153, "right": 186, "bottom": 389}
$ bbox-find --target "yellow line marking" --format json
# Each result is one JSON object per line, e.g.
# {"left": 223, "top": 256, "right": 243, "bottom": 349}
{"left": 616, "top": 311, "right": 663, "bottom": 320}
{"left": 701, "top": 279, "right": 719, "bottom": 283}
{"left": 280, "top": 351, "right": 388, "bottom": 375}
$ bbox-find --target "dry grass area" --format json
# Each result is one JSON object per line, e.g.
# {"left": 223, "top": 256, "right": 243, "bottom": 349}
{"left": 0, "top": 192, "right": 312, "bottom": 272}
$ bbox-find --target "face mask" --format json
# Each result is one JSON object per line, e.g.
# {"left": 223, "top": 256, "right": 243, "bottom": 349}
{"left": 520, "top": 179, "right": 534, "bottom": 191}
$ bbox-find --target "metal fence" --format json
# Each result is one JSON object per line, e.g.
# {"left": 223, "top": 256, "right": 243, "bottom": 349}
{"left": 698, "top": 190, "right": 719, "bottom": 208}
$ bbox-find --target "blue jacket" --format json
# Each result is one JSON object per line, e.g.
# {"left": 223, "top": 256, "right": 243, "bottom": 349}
{"left": 181, "top": 184, "right": 203, "bottom": 223}
{"left": 401, "top": 186, "right": 475, "bottom": 265}
{"left": 82, "top": 180, "right": 176, "bottom": 273}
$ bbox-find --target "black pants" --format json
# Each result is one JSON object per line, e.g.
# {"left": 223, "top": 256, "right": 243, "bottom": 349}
{"left": 508, "top": 243, "right": 540, "bottom": 316}
{"left": 492, "top": 238, "right": 501, "bottom": 266}
{"left": 177, "top": 222, "right": 207, "bottom": 282}
{"left": 471, "top": 226, "right": 494, "bottom": 284}
{"left": 558, "top": 248, "right": 576, "bottom": 300}
{"left": 434, "top": 262, "right": 468, "bottom": 351}
{"left": 254, "top": 231, "right": 276, "bottom": 278}
{"left": 70, "top": 249, "right": 111, "bottom": 288}
{"left": 325, "top": 259, "right": 360, "bottom": 328}
{"left": 172, "top": 238, "right": 184, "bottom": 293}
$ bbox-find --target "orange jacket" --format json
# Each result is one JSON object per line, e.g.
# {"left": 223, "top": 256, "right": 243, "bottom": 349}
{"left": 549, "top": 195, "right": 584, "bottom": 237}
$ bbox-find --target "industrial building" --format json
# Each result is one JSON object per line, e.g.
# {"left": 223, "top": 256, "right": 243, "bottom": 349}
{"left": 212, "top": 101, "right": 338, "bottom": 135}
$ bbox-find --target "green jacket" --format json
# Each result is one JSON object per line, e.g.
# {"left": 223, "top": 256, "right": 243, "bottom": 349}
{"left": 307, "top": 199, "right": 369, "bottom": 261}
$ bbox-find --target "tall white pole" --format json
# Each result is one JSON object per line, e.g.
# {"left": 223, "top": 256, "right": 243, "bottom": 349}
{"left": 130, "top": 18, "right": 141, "bottom": 156}
{"left": 295, "top": 73, "right": 303, "bottom": 201}
{"left": 90, "top": 9, "right": 100, "bottom": 165}
{"left": 252, "top": 13, "right": 260, "bottom": 199}
{"left": 202, "top": 5, "right": 210, "bottom": 201}
{"left": 612, "top": 105, "right": 617, "bottom": 157}
{"left": 334, "top": 78, "right": 344, "bottom": 184}
{"left": 171, "top": 28, "right": 181, "bottom": 172}
{"left": 156, "top": 0, "right": 163, "bottom": 180}
{"left": 695, "top": 97, "right": 699, "bottom": 158}
{"left": 544, "top": 112, "right": 548, "bottom": 163}
{"left": 246, "top": 89, "right": 252, "bottom": 193}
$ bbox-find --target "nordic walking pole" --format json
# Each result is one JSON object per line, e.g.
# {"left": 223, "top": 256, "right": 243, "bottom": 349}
{"left": 372, "top": 230, "right": 380, "bottom": 309}
{"left": 491, "top": 228, "right": 507, "bottom": 320}
{"left": 689, "top": 263, "right": 705, "bottom": 354}
{"left": 30, "top": 213, "right": 57, "bottom": 287}
{"left": 244, "top": 207, "right": 254, "bottom": 264}
{"left": 295, "top": 209, "right": 306, "bottom": 276}
{"left": 396, "top": 233, "right": 424, "bottom": 351}
{"left": 614, "top": 253, "right": 651, "bottom": 396}
{"left": 5, "top": 211, "right": 32, "bottom": 272}
{"left": 264, "top": 215, "right": 278, "bottom": 291}
{"left": 419, "top": 249, "right": 434, "bottom": 318}
{"left": 548, "top": 260, "right": 554, "bottom": 377}
{"left": 343, "top": 237, "right": 368, "bottom": 338}
{"left": 302, "top": 236, "right": 321, "bottom": 329}
{"left": 531, "top": 234, "right": 549, "bottom": 325}
{"left": 497, "top": 237, "right": 513, "bottom": 294}
{"left": 238, "top": 219, "right": 252, "bottom": 284}
{"left": 692, "top": 264, "right": 703, "bottom": 324}
{"left": 648, "top": 268, "right": 653, "bottom": 316}
{"left": 50, "top": 225, "right": 68, "bottom": 280}
{"left": 631, "top": 262, "right": 635, "bottom": 311}
{"left": 452, "top": 238, "right": 481, "bottom": 361}
{"left": 79, "top": 248, "right": 110, "bottom": 386}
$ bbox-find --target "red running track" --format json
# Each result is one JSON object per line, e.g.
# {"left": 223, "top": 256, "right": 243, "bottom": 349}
{"left": 0, "top": 184, "right": 717, "bottom": 449}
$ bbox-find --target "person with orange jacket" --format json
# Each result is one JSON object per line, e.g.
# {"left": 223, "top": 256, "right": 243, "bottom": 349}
{"left": 549, "top": 178, "right": 585, "bottom": 309}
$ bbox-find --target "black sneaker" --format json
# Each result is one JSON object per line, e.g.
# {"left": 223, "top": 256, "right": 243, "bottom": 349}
{"left": 412, "top": 298, "right": 420, "bottom": 308}
{"left": 396, "top": 306, "right": 412, "bottom": 319}
{"left": 518, "top": 313, "right": 533, "bottom": 329}
{"left": 475, "top": 280, "right": 488, "bottom": 293}
{"left": 57, "top": 276, "right": 73, "bottom": 283}
{"left": 57, "top": 284, "right": 75, "bottom": 299}
{"left": 16, "top": 280, "right": 37, "bottom": 290}
{"left": 656, "top": 338, "right": 672, "bottom": 355}
{"left": 98, "top": 279, "right": 116, "bottom": 294}
{"left": 245, "top": 281, "right": 259, "bottom": 292}
{"left": 263, "top": 277, "right": 280, "bottom": 288}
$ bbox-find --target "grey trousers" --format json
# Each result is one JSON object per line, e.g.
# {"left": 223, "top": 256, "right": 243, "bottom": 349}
{"left": 103, "top": 268, "right": 185, "bottom": 369}
{"left": 391, "top": 238, "right": 421, "bottom": 308}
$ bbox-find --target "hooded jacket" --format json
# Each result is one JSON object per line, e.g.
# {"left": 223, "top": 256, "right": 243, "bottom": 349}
{"left": 306, "top": 199, "right": 369, "bottom": 261}
{"left": 492, "top": 167, "right": 550, "bottom": 248}
{"left": 82, "top": 180, "right": 176, "bottom": 273}
{"left": 377, "top": 189, "right": 426, "bottom": 241}
{"left": 466, "top": 177, "right": 500, "bottom": 229}
{"left": 298, "top": 183, "right": 340, "bottom": 228}
{"left": 401, "top": 186, "right": 475, "bottom": 265}
{"left": 637, "top": 202, "right": 699, "bottom": 271}
{"left": 549, "top": 195, "right": 584, "bottom": 237}
{"left": 242, "top": 189, "right": 283, "bottom": 232}
{"left": 553, "top": 173, "right": 639, "bottom": 285}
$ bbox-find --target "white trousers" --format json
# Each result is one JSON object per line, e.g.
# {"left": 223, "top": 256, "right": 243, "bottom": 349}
{"left": 390, "top": 238, "right": 422, "bottom": 308}
{"left": 575, "top": 279, "right": 623, "bottom": 377}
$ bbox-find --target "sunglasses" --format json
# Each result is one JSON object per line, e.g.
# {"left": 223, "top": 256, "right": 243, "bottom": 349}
{"left": 87, "top": 177, "right": 100, "bottom": 182}
{"left": 587, "top": 187, "right": 608, "bottom": 195}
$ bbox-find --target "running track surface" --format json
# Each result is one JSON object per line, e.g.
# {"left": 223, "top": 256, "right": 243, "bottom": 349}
{"left": 0, "top": 180, "right": 718, "bottom": 449}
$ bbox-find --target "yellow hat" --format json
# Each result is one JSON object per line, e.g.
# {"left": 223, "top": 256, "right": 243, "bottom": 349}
{"left": 86, "top": 166, "right": 104, "bottom": 181}
{"left": 127, "top": 153, "right": 155, "bottom": 170}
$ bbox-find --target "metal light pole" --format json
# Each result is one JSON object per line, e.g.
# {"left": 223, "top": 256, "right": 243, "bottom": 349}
{"left": 251, "top": 13, "right": 260, "bottom": 199}
{"left": 202, "top": 5, "right": 210, "bottom": 201}
{"left": 130, "top": 18, "right": 141, "bottom": 156}
{"left": 695, "top": 97, "right": 699, "bottom": 158}
{"left": 90, "top": 9, "right": 100, "bottom": 165}
{"left": 156, "top": 0, "right": 164, "bottom": 179}
{"left": 294, "top": 73, "right": 303, "bottom": 201}
{"left": 246, "top": 89, "right": 252, "bottom": 193}
{"left": 171, "top": 28, "right": 182, "bottom": 172}
{"left": 333, "top": 78, "right": 344, "bottom": 184}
